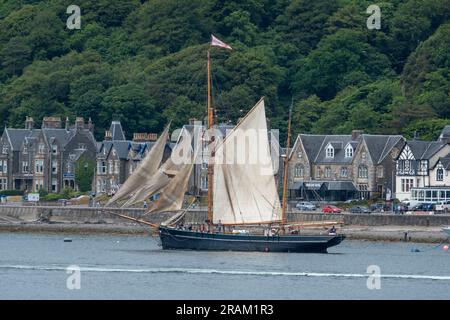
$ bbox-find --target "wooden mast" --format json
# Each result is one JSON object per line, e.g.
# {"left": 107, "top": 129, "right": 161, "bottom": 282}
{"left": 207, "top": 49, "right": 214, "bottom": 223}
{"left": 281, "top": 99, "right": 293, "bottom": 224}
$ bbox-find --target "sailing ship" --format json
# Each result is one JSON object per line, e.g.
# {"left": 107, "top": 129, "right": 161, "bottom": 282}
{"left": 106, "top": 35, "right": 345, "bottom": 253}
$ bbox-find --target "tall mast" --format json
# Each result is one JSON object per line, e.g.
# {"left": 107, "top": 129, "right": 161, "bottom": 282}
{"left": 281, "top": 99, "right": 293, "bottom": 224}
{"left": 207, "top": 49, "right": 214, "bottom": 223}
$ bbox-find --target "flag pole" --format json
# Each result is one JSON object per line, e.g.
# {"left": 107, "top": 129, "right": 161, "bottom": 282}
{"left": 207, "top": 48, "right": 214, "bottom": 224}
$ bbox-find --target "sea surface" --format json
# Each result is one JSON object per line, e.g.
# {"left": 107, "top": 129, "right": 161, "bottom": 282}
{"left": 0, "top": 232, "right": 449, "bottom": 299}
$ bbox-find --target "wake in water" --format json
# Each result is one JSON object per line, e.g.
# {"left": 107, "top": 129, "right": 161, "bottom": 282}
{"left": 1, "top": 265, "right": 449, "bottom": 281}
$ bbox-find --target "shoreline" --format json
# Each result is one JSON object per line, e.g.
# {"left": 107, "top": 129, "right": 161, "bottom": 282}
{"left": 0, "top": 222, "right": 448, "bottom": 244}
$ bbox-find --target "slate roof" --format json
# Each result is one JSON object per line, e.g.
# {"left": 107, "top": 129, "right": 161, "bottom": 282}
{"left": 110, "top": 121, "right": 126, "bottom": 141}
{"left": 406, "top": 140, "right": 445, "bottom": 160}
{"left": 296, "top": 133, "right": 404, "bottom": 165}
{"left": 4, "top": 129, "right": 33, "bottom": 151}
{"left": 363, "top": 135, "right": 404, "bottom": 163}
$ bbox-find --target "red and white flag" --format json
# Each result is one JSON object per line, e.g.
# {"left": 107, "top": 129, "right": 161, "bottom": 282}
{"left": 211, "top": 34, "right": 232, "bottom": 50}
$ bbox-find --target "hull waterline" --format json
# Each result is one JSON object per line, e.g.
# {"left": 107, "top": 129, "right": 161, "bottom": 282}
{"left": 159, "top": 226, "right": 345, "bottom": 253}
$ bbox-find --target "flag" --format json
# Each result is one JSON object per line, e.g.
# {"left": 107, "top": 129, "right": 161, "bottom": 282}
{"left": 211, "top": 34, "right": 232, "bottom": 50}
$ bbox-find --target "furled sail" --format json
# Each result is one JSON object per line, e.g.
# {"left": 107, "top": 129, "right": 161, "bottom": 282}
{"left": 105, "top": 124, "right": 170, "bottom": 207}
{"left": 122, "top": 124, "right": 199, "bottom": 207}
{"left": 212, "top": 98, "right": 281, "bottom": 224}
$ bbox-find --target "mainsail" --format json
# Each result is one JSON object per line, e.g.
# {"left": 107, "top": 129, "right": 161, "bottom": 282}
{"left": 212, "top": 98, "right": 281, "bottom": 224}
{"left": 122, "top": 124, "right": 199, "bottom": 207}
{"left": 105, "top": 124, "right": 170, "bottom": 207}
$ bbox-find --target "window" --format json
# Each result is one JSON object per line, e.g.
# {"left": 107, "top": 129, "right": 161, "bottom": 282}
{"left": 345, "top": 146, "right": 353, "bottom": 158}
{"left": 129, "top": 163, "right": 134, "bottom": 174}
{"left": 0, "top": 178, "right": 7, "bottom": 190}
{"left": 377, "top": 167, "right": 384, "bottom": 178}
{"left": 325, "top": 167, "right": 332, "bottom": 178}
{"left": 22, "top": 161, "right": 29, "bottom": 173}
{"left": 0, "top": 160, "right": 7, "bottom": 174}
{"left": 201, "top": 175, "right": 208, "bottom": 189}
{"left": 341, "top": 167, "right": 348, "bottom": 178}
{"left": 295, "top": 164, "right": 304, "bottom": 178}
{"left": 23, "top": 146, "right": 28, "bottom": 154}
{"left": 326, "top": 146, "right": 334, "bottom": 158}
{"left": 401, "top": 179, "right": 414, "bottom": 193}
{"left": 108, "top": 160, "right": 113, "bottom": 174}
{"left": 114, "top": 160, "right": 120, "bottom": 175}
{"left": 67, "top": 162, "right": 73, "bottom": 173}
{"left": 297, "top": 152, "right": 302, "bottom": 159}
{"left": 2, "top": 146, "right": 8, "bottom": 154}
{"left": 437, "top": 168, "right": 444, "bottom": 181}
{"left": 35, "top": 160, "right": 44, "bottom": 173}
{"left": 38, "top": 144, "right": 45, "bottom": 154}
{"left": 52, "top": 160, "right": 58, "bottom": 174}
{"left": 51, "top": 179, "right": 58, "bottom": 192}
{"left": 97, "top": 161, "right": 107, "bottom": 174}
{"left": 202, "top": 162, "right": 208, "bottom": 170}
{"left": 78, "top": 143, "right": 86, "bottom": 150}
{"left": 52, "top": 144, "right": 58, "bottom": 155}
{"left": 34, "top": 178, "right": 43, "bottom": 191}
{"left": 358, "top": 165, "right": 368, "bottom": 179}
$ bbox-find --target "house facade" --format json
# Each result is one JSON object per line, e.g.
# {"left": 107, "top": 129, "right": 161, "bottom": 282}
{"left": 395, "top": 126, "right": 450, "bottom": 203}
{"left": 288, "top": 130, "right": 404, "bottom": 201}
{"left": 0, "top": 117, "right": 97, "bottom": 193}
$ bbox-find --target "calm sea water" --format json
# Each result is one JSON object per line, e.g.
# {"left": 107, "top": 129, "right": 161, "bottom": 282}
{"left": 0, "top": 232, "right": 448, "bottom": 299}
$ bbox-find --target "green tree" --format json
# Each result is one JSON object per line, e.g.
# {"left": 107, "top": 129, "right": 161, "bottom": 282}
{"left": 75, "top": 156, "right": 95, "bottom": 192}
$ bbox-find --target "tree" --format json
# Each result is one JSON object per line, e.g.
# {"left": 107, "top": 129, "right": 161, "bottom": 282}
{"left": 75, "top": 156, "right": 95, "bottom": 192}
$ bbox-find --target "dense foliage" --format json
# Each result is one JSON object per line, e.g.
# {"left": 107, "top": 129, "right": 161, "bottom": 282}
{"left": 0, "top": 0, "right": 449, "bottom": 141}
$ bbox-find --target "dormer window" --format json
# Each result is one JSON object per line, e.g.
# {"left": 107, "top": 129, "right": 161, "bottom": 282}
{"left": 2, "top": 145, "right": 8, "bottom": 154}
{"left": 52, "top": 144, "right": 58, "bottom": 155}
{"left": 38, "top": 144, "right": 45, "bottom": 154}
{"left": 326, "top": 145, "right": 334, "bottom": 158}
{"left": 437, "top": 165, "right": 444, "bottom": 181}
{"left": 345, "top": 145, "right": 353, "bottom": 158}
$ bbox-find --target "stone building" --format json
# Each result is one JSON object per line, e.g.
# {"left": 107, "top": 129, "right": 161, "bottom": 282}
{"left": 288, "top": 130, "right": 404, "bottom": 201}
{"left": 95, "top": 121, "right": 172, "bottom": 195}
{"left": 0, "top": 116, "right": 97, "bottom": 193}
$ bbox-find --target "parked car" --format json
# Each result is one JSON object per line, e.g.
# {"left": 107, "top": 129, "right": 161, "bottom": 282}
{"left": 295, "top": 201, "right": 317, "bottom": 211}
{"left": 435, "top": 201, "right": 450, "bottom": 213}
{"left": 411, "top": 203, "right": 434, "bottom": 211}
{"left": 369, "top": 203, "right": 389, "bottom": 213}
{"left": 349, "top": 206, "right": 371, "bottom": 214}
{"left": 322, "top": 205, "right": 342, "bottom": 214}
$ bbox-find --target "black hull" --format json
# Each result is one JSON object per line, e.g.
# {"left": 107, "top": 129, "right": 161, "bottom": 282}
{"left": 159, "top": 226, "right": 345, "bottom": 253}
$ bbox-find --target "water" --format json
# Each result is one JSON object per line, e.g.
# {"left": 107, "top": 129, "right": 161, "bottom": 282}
{"left": 0, "top": 233, "right": 449, "bottom": 299}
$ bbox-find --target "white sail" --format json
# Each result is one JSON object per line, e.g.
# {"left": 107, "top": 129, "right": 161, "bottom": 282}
{"left": 147, "top": 125, "right": 201, "bottom": 213}
{"left": 122, "top": 124, "right": 199, "bottom": 207}
{"left": 212, "top": 98, "right": 281, "bottom": 224}
{"left": 106, "top": 124, "right": 170, "bottom": 207}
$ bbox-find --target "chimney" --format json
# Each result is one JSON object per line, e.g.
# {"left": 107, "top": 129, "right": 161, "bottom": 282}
{"left": 42, "top": 117, "right": 62, "bottom": 129}
{"left": 65, "top": 117, "right": 70, "bottom": 130}
{"left": 25, "top": 116, "right": 34, "bottom": 130}
{"left": 75, "top": 117, "right": 84, "bottom": 130}
{"left": 105, "top": 130, "right": 112, "bottom": 141}
{"left": 351, "top": 130, "right": 363, "bottom": 141}
{"left": 133, "top": 133, "right": 147, "bottom": 142}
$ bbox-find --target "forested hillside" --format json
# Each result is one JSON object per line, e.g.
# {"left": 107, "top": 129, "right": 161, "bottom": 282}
{"left": 0, "top": 0, "right": 449, "bottom": 141}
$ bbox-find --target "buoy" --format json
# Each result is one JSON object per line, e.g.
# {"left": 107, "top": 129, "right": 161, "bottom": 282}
{"left": 63, "top": 238, "right": 72, "bottom": 243}
{"left": 444, "top": 245, "right": 449, "bottom": 251}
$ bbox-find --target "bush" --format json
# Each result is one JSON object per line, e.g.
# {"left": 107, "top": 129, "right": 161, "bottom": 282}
{"left": 0, "top": 190, "right": 24, "bottom": 196}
